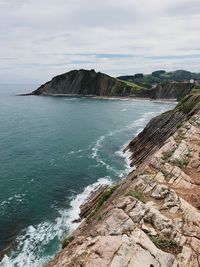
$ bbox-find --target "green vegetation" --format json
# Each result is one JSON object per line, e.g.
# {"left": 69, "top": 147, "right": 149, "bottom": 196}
{"left": 150, "top": 235, "right": 179, "bottom": 250}
{"left": 174, "top": 158, "right": 189, "bottom": 168}
{"left": 161, "top": 150, "right": 174, "bottom": 161}
{"left": 176, "top": 122, "right": 182, "bottom": 129}
{"left": 181, "top": 99, "right": 198, "bottom": 114}
{"left": 86, "top": 184, "right": 118, "bottom": 222}
{"left": 125, "top": 191, "right": 146, "bottom": 203}
{"left": 191, "top": 84, "right": 200, "bottom": 94}
{"left": 95, "top": 185, "right": 118, "bottom": 210}
{"left": 62, "top": 235, "right": 75, "bottom": 249}
{"left": 177, "top": 95, "right": 199, "bottom": 115}
{"left": 119, "top": 80, "right": 143, "bottom": 90}
{"left": 118, "top": 70, "right": 200, "bottom": 86}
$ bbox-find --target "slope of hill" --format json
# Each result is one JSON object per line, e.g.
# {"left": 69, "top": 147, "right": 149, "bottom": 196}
{"left": 30, "top": 69, "right": 143, "bottom": 97}
{"left": 118, "top": 69, "right": 200, "bottom": 85}
{"left": 24, "top": 69, "right": 199, "bottom": 100}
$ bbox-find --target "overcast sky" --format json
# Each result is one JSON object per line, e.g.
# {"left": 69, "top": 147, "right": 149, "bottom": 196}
{"left": 1, "top": 0, "right": 200, "bottom": 83}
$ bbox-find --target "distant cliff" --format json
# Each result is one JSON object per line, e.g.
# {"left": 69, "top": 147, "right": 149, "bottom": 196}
{"left": 151, "top": 82, "right": 193, "bottom": 101}
{"left": 28, "top": 69, "right": 194, "bottom": 100}
{"left": 30, "top": 69, "right": 137, "bottom": 97}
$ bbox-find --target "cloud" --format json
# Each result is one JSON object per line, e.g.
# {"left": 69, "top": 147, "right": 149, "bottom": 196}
{"left": 0, "top": 0, "right": 200, "bottom": 83}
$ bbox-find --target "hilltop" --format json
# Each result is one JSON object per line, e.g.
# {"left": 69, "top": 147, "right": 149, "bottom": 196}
{"left": 118, "top": 69, "right": 200, "bottom": 86}
{"left": 26, "top": 69, "right": 200, "bottom": 101}
{"left": 29, "top": 69, "right": 142, "bottom": 97}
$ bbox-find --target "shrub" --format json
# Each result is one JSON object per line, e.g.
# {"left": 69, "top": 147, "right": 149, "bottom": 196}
{"left": 86, "top": 184, "right": 118, "bottom": 222}
{"left": 179, "top": 96, "right": 199, "bottom": 115}
{"left": 95, "top": 184, "right": 118, "bottom": 210}
{"left": 125, "top": 191, "right": 146, "bottom": 203}
{"left": 162, "top": 150, "right": 174, "bottom": 161}
{"left": 174, "top": 158, "right": 189, "bottom": 168}
{"left": 62, "top": 235, "right": 75, "bottom": 249}
{"left": 176, "top": 122, "right": 182, "bottom": 129}
{"left": 150, "top": 235, "right": 179, "bottom": 249}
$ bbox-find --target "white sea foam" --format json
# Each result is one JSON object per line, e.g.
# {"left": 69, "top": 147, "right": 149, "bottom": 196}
{"left": 68, "top": 149, "right": 83, "bottom": 155}
{"left": 91, "top": 135, "right": 119, "bottom": 173}
{"left": 1, "top": 108, "right": 170, "bottom": 267}
{"left": 91, "top": 110, "right": 163, "bottom": 178}
{"left": 115, "top": 144, "right": 135, "bottom": 178}
{"left": 91, "top": 136, "right": 105, "bottom": 159}
{"left": 64, "top": 98, "right": 77, "bottom": 101}
{"left": 0, "top": 177, "right": 112, "bottom": 267}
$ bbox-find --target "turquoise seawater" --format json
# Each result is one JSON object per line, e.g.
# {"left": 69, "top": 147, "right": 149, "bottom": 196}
{"left": 0, "top": 84, "right": 175, "bottom": 266}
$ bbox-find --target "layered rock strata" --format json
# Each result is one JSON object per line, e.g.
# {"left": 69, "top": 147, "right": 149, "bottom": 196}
{"left": 25, "top": 69, "right": 194, "bottom": 100}
{"left": 47, "top": 95, "right": 200, "bottom": 267}
{"left": 29, "top": 69, "right": 135, "bottom": 97}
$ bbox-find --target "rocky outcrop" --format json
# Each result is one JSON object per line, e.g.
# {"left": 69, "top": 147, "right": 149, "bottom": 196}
{"left": 126, "top": 94, "right": 200, "bottom": 167}
{"left": 151, "top": 82, "right": 193, "bottom": 101}
{"left": 130, "top": 82, "right": 193, "bottom": 100}
{"left": 26, "top": 69, "right": 193, "bottom": 100}
{"left": 79, "top": 184, "right": 109, "bottom": 219}
{"left": 46, "top": 95, "right": 200, "bottom": 267}
{"left": 30, "top": 69, "right": 136, "bottom": 97}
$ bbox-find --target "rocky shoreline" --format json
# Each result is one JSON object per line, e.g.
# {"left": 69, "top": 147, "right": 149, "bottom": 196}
{"left": 19, "top": 93, "right": 178, "bottom": 104}
{"left": 47, "top": 94, "right": 200, "bottom": 267}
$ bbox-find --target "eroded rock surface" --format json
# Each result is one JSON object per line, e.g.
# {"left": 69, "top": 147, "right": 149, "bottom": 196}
{"left": 47, "top": 102, "right": 200, "bottom": 267}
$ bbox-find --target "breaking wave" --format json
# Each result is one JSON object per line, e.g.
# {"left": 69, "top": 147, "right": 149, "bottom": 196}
{"left": 0, "top": 178, "right": 112, "bottom": 267}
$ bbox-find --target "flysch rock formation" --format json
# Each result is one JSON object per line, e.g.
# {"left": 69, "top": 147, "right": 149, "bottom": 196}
{"left": 28, "top": 69, "right": 136, "bottom": 97}
{"left": 23, "top": 69, "right": 193, "bottom": 101}
{"left": 151, "top": 82, "right": 193, "bottom": 101}
{"left": 47, "top": 95, "right": 200, "bottom": 267}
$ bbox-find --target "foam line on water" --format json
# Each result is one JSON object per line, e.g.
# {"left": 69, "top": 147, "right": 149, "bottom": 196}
{"left": 90, "top": 111, "right": 159, "bottom": 175}
{"left": 1, "top": 107, "right": 171, "bottom": 266}
{"left": 0, "top": 177, "right": 112, "bottom": 267}
{"left": 91, "top": 135, "right": 119, "bottom": 174}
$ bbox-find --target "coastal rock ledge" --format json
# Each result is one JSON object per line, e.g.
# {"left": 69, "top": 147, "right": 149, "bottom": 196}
{"left": 47, "top": 95, "right": 200, "bottom": 267}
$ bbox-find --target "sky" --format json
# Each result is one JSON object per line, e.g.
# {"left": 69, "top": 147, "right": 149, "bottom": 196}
{"left": 0, "top": 0, "right": 200, "bottom": 83}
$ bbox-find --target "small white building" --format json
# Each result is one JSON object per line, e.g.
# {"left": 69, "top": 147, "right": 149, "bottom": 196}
{"left": 190, "top": 79, "right": 195, "bottom": 84}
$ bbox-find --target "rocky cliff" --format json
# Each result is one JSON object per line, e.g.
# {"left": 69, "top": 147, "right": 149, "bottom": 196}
{"left": 30, "top": 69, "right": 136, "bottom": 97}
{"left": 28, "top": 69, "right": 194, "bottom": 100}
{"left": 47, "top": 94, "right": 200, "bottom": 267}
{"left": 151, "top": 82, "right": 193, "bottom": 101}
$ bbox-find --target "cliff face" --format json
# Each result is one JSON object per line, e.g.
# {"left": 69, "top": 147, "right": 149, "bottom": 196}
{"left": 47, "top": 94, "right": 200, "bottom": 267}
{"left": 151, "top": 82, "right": 193, "bottom": 101}
{"left": 31, "top": 69, "right": 135, "bottom": 97}
{"left": 29, "top": 69, "right": 193, "bottom": 100}
{"left": 126, "top": 94, "right": 200, "bottom": 167}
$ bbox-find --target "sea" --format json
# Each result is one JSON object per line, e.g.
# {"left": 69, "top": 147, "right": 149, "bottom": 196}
{"left": 0, "top": 84, "right": 175, "bottom": 266}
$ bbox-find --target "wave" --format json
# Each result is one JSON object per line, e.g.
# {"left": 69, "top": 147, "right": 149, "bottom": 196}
{"left": 0, "top": 178, "right": 112, "bottom": 267}
{"left": 1, "top": 108, "right": 170, "bottom": 267}
{"left": 68, "top": 149, "right": 83, "bottom": 155}
{"left": 91, "top": 136, "right": 119, "bottom": 174}
{"left": 91, "top": 136, "right": 105, "bottom": 159}
{"left": 90, "top": 110, "right": 161, "bottom": 177}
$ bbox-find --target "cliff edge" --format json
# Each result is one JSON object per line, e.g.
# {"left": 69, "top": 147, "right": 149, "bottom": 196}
{"left": 30, "top": 69, "right": 137, "bottom": 97}
{"left": 47, "top": 94, "right": 200, "bottom": 267}
{"left": 27, "top": 69, "right": 194, "bottom": 100}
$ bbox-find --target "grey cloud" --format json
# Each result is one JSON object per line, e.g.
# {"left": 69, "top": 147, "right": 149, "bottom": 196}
{"left": 0, "top": 0, "right": 200, "bottom": 83}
